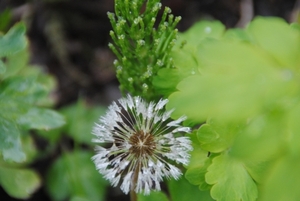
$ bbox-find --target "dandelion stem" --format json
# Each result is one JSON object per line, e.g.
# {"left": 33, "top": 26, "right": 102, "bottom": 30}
{"left": 130, "top": 162, "right": 141, "bottom": 201}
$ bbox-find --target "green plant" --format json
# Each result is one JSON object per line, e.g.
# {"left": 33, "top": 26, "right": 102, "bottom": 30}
{"left": 0, "top": 22, "right": 65, "bottom": 198}
{"left": 108, "top": 0, "right": 180, "bottom": 101}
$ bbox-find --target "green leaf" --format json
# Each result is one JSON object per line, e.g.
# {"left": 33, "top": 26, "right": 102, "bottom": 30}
{"left": 247, "top": 17, "right": 300, "bottom": 69}
{"left": 230, "top": 111, "right": 286, "bottom": 161}
{"left": 1, "top": 48, "right": 29, "bottom": 79}
{"left": 185, "top": 159, "right": 212, "bottom": 191}
{"left": 197, "top": 119, "right": 242, "bottom": 153}
{"left": 46, "top": 151, "right": 108, "bottom": 201}
{"left": 206, "top": 153, "right": 258, "bottom": 201}
{"left": 223, "top": 28, "right": 253, "bottom": 43}
{"left": 185, "top": 131, "right": 213, "bottom": 191}
{"left": 137, "top": 191, "right": 169, "bottom": 201}
{"left": 153, "top": 20, "right": 225, "bottom": 97}
{"left": 70, "top": 196, "right": 91, "bottom": 201}
{"left": 168, "top": 176, "right": 214, "bottom": 201}
{"left": 17, "top": 107, "right": 65, "bottom": 130}
{"left": 0, "top": 22, "right": 27, "bottom": 57}
{"left": 61, "top": 100, "right": 106, "bottom": 144}
{"left": 0, "top": 117, "right": 25, "bottom": 162}
{"left": 167, "top": 39, "right": 298, "bottom": 122}
{"left": 0, "top": 166, "right": 41, "bottom": 199}
{"left": 0, "top": 59, "right": 6, "bottom": 74}
{"left": 260, "top": 156, "right": 300, "bottom": 201}
{"left": 176, "top": 20, "right": 225, "bottom": 49}
{"left": 0, "top": 9, "right": 12, "bottom": 31}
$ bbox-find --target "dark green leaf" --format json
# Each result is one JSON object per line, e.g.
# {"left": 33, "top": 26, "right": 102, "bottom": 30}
{"left": 46, "top": 151, "right": 108, "bottom": 201}
{"left": 61, "top": 100, "right": 106, "bottom": 144}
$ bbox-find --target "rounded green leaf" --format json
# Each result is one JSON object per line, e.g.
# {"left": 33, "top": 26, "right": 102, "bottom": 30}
{"left": 206, "top": 154, "right": 258, "bottom": 201}
{"left": 0, "top": 166, "right": 41, "bottom": 199}
{"left": 197, "top": 119, "right": 242, "bottom": 153}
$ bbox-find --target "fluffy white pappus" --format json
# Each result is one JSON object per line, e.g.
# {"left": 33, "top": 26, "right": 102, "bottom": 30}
{"left": 92, "top": 94, "right": 193, "bottom": 195}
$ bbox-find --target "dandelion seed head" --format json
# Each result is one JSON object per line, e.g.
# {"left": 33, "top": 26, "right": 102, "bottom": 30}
{"left": 92, "top": 95, "right": 192, "bottom": 195}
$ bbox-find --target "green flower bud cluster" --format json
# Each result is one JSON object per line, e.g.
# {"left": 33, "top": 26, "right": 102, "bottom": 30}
{"left": 108, "top": 0, "right": 181, "bottom": 100}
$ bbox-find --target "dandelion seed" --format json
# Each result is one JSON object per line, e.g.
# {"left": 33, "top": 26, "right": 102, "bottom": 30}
{"left": 92, "top": 94, "right": 193, "bottom": 195}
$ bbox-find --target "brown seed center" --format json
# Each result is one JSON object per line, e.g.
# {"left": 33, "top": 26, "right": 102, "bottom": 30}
{"left": 129, "top": 131, "right": 156, "bottom": 157}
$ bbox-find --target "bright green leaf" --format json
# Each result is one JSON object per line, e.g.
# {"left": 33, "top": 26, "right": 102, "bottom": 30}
{"left": 0, "top": 166, "right": 41, "bottom": 199}
{"left": 223, "top": 28, "right": 253, "bottom": 43}
{"left": 0, "top": 117, "right": 25, "bottom": 162}
{"left": 247, "top": 17, "right": 300, "bottom": 69}
{"left": 260, "top": 156, "right": 300, "bottom": 201}
{"left": 17, "top": 107, "right": 65, "bottom": 130}
{"left": 176, "top": 20, "right": 225, "bottom": 49}
{"left": 197, "top": 119, "right": 242, "bottom": 153}
{"left": 206, "top": 154, "right": 258, "bottom": 201}
{"left": 137, "top": 191, "right": 169, "bottom": 201}
{"left": 0, "top": 22, "right": 27, "bottom": 57}
{"left": 153, "top": 20, "right": 225, "bottom": 97}
{"left": 168, "top": 176, "right": 214, "bottom": 201}
{"left": 167, "top": 39, "right": 298, "bottom": 122}
{"left": 185, "top": 158, "right": 212, "bottom": 191}
{"left": 230, "top": 111, "right": 286, "bottom": 161}
{"left": 46, "top": 151, "right": 108, "bottom": 201}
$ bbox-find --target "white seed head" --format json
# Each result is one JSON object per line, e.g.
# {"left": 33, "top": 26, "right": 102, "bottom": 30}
{"left": 92, "top": 95, "right": 192, "bottom": 195}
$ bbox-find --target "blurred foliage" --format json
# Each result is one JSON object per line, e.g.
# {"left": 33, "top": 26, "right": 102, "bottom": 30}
{"left": 159, "top": 17, "right": 300, "bottom": 201}
{"left": 0, "top": 22, "right": 65, "bottom": 199}
{"left": 46, "top": 151, "right": 108, "bottom": 201}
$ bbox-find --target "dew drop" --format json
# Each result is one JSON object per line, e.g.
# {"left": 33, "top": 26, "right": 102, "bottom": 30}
{"left": 156, "top": 60, "right": 164, "bottom": 66}
{"left": 205, "top": 27, "right": 212, "bottom": 34}
{"left": 142, "top": 83, "right": 148, "bottom": 91}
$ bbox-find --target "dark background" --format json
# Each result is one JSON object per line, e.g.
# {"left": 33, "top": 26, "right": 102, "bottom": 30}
{"left": 0, "top": 0, "right": 298, "bottom": 200}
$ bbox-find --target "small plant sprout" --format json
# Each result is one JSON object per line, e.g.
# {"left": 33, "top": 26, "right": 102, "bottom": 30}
{"left": 92, "top": 95, "right": 192, "bottom": 199}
